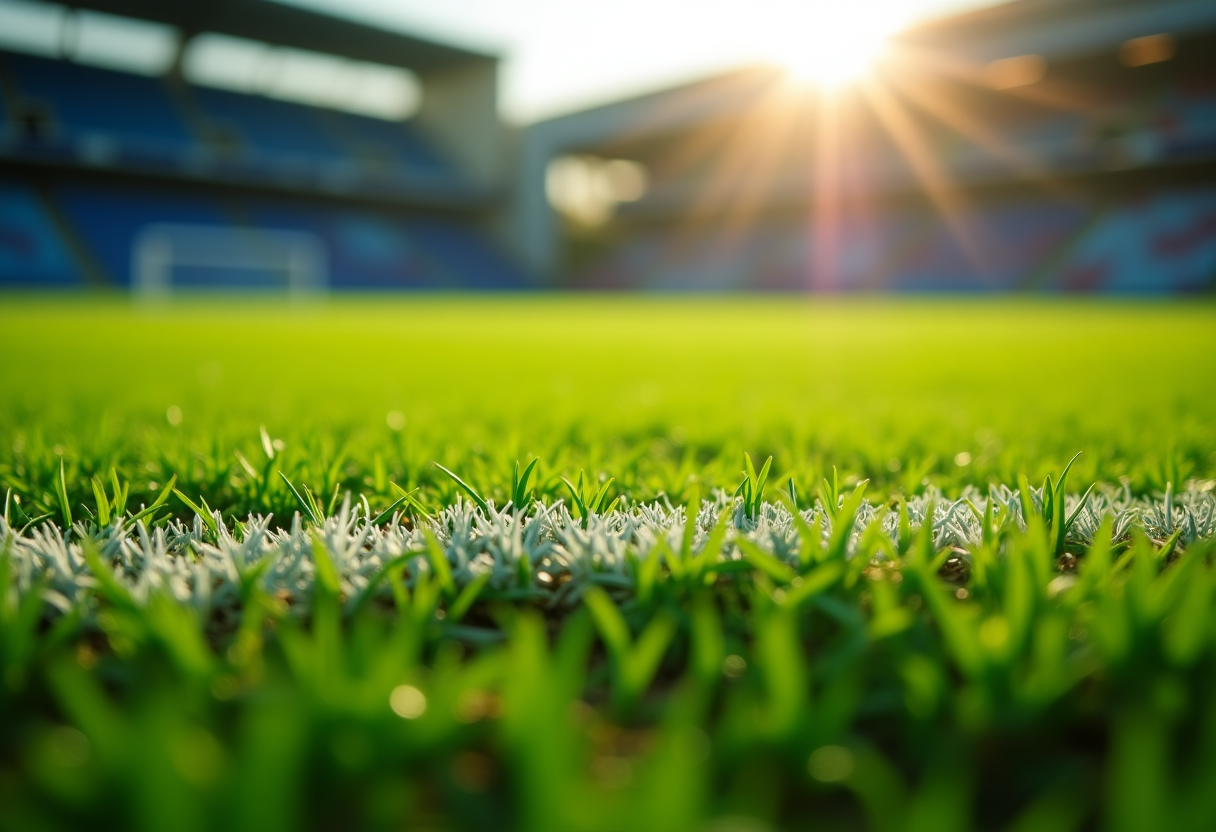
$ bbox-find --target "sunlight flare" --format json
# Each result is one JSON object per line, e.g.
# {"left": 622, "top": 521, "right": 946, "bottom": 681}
{"left": 771, "top": 6, "right": 907, "bottom": 89}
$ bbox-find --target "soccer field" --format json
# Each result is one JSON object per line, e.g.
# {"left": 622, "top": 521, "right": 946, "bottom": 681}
{"left": 2, "top": 296, "right": 1216, "bottom": 832}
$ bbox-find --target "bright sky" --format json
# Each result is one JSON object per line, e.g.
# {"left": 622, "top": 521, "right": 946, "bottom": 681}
{"left": 286, "top": 0, "right": 997, "bottom": 123}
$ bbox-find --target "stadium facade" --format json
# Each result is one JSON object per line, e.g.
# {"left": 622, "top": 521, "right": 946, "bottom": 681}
{"left": 1, "top": 0, "right": 1214, "bottom": 293}
{"left": 523, "top": 0, "right": 1216, "bottom": 292}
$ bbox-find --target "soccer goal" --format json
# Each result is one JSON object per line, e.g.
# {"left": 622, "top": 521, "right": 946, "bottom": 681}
{"left": 131, "top": 223, "right": 329, "bottom": 296}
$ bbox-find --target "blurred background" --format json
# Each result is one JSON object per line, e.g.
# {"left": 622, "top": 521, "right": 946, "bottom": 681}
{"left": 0, "top": 0, "right": 1213, "bottom": 294}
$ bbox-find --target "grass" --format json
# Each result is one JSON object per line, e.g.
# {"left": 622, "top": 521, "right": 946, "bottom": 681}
{"left": 1, "top": 295, "right": 1216, "bottom": 832}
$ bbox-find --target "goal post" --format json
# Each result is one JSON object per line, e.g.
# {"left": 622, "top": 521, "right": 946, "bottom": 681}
{"left": 132, "top": 223, "right": 329, "bottom": 296}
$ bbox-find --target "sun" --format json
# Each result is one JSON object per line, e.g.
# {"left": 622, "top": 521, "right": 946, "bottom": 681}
{"left": 770, "top": 6, "right": 904, "bottom": 89}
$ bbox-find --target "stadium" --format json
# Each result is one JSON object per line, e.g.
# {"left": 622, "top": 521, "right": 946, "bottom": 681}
{"left": 2, "top": 0, "right": 1215, "bottom": 292}
{"left": 0, "top": 0, "right": 526, "bottom": 291}
{"left": 526, "top": 0, "right": 1216, "bottom": 291}
{"left": 2, "top": 1, "right": 1216, "bottom": 831}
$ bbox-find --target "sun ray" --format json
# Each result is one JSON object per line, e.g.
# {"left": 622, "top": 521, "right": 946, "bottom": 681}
{"left": 657, "top": 74, "right": 810, "bottom": 261}
{"left": 882, "top": 65, "right": 1079, "bottom": 200}
{"left": 890, "top": 43, "right": 1107, "bottom": 116}
{"left": 858, "top": 73, "right": 996, "bottom": 286}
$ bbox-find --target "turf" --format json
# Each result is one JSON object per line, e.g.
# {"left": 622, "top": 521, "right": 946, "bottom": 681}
{"left": 2, "top": 296, "right": 1216, "bottom": 832}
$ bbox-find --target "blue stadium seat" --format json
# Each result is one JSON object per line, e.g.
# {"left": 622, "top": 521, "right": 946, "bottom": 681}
{"left": 1045, "top": 189, "right": 1216, "bottom": 292}
{"left": 888, "top": 201, "right": 1087, "bottom": 291}
{"left": 321, "top": 110, "right": 455, "bottom": 177}
{"left": 1158, "top": 81, "right": 1216, "bottom": 161}
{"left": 251, "top": 201, "right": 451, "bottom": 289}
{"left": 191, "top": 88, "right": 348, "bottom": 165}
{"left": 251, "top": 201, "right": 524, "bottom": 289}
{"left": 411, "top": 220, "right": 529, "bottom": 290}
{"left": 52, "top": 183, "right": 229, "bottom": 286}
{"left": 577, "top": 200, "right": 1088, "bottom": 292}
{"left": 0, "top": 182, "right": 81, "bottom": 287}
{"left": 6, "top": 52, "right": 194, "bottom": 158}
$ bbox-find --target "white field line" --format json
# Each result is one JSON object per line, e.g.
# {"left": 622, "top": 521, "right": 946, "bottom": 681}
{"left": 2, "top": 484, "right": 1214, "bottom": 622}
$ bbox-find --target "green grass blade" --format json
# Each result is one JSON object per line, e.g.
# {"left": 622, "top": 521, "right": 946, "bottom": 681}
{"left": 1018, "top": 473, "right": 1037, "bottom": 526}
{"left": 277, "top": 472, "right": 321, "bottom": 526}
{"left": 172, "top": 488, "right": 219, "bottom": 537}
{"left": 370, "top": 492, "right": 410, "bottom": 526}
{"left": 583, "top": 586, "right": 631, "bottom": 659}
{"left": 310, "top": 535, "right": 341, "bottom": 599}
{"left": 81, "top": 537, "right": 135, "bottom": 610}
{"left": 781, "top": 561, "right": 845, "bottom": 608}
{"left": 421, "top": 528, "right": 455, "bottom": 596}
{"left": 1063, "top": 482, "right": 1097, "bottom": 539}
{"left": 681, "top": 481, "right": 702, "bottom": 562}
{"left": 736, "top": 538, "right": 797, "bottom": 584}
{"left": 108, "top": 467, "right": 128, "bottom": 516}
{"left": 826, "top": 480, "right": 869, "bottom": 563}
{"left": 434, "top": 462, "right": 490, "bottom": 515}
{"left": 447, "top": 571, "right": 492, "bottom": 623}
{"left": 90, "top": 475, "right": 111, "bottom": 527}
{"left": 514, "top": 458, "right": 540, "bottom": 510}
{"left": 754, "top": 455, "right": 773, "bottom": 506}
{"left": 54, "top": 459, "right": 72, "bottom": 528}
{"left": 622, "top": 609, "right": 678, "bottom": 703}
{"left": 589, "top": 476, "right": 616, "bottom": 513}
{"left": 126, "top": 474, "right": 176, "bottom": 524}
{"left": 560, "top": 476, "right": 587, "bottom": 519}
{"left": 389, "top": 482, "right": 432, "bottom": 521}
{"left": 690, "top": 596, "right": 724, "bottom": 683}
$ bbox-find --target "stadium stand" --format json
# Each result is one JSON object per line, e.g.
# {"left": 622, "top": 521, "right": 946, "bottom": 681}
{"left": 5, "top": 52, "right": 195, "bottom": 164}
{"left": 522, "top": 0, "right": 1216, "bottom": 292}
{"left": 50, "top": 181, "right": 230, "bottom": 287}
{"left": 579, "top": 197, "right": 1093, "bottom": 292}
{"left": 191, "top": 87, "right": 348, "bottom": 164}
{"left": 1043, "top": 189, "right": 1216, "bottom": 293}
{"left": 321, "top": 110, "right": 455, "bottom": 179}
{"left": 0, "top": 181, "right": 80, "bottom": 288}
{"left": 250, "top": 200, "right": 525, "bottom": 290}
{"left": 3, "top": 0, "right": 1214, "bottom": 293}
{"left": 0, "top": 0, "right": 525, "bottom": 291}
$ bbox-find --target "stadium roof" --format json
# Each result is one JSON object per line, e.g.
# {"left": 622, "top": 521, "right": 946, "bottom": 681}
{"left": 60, "top": 0, "right": 494, "bottom": 71}
{"left": 528, "top": 67, "right": 782, "bottom": 150}
{"left": 898, "top": 0, "right": 1216, "bottom": 63}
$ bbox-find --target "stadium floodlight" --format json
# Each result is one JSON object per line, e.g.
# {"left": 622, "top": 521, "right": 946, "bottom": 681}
{"left": 983, "top": 54, "right": 1047, "bottom": 90}
{"left": 1119, "top": 33, "right": 1175, "bottom": 68}
{"left": 132, "top": 223, "right": 328, "bottom": 297}
{"left": 546, "top": 155, "right": 649, "bottom": 227}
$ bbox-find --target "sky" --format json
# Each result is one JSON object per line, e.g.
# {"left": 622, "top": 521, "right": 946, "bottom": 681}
{"left": 285, "top": 0, "right": 996, "bottom": 123}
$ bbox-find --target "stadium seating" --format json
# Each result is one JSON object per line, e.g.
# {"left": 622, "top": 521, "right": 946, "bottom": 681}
{"left": 579, "top": 199, "right": 1091, "bottom": 292}
{"left": 409, "top": 221, "right": 528, "bottom": 290}
{"left": 1044, "top": 189, "right": 1216, "bottom": 292}
{"left": 1157, "top": 80, "right": 1216, "bottom": 161}
{"left": 249, "top": 201, "right": 452, "bottom": 290}
{"left": 0, "top": 50, "right": 467, "bottom": 198}
{"left": 0, "top": 181, "right": 81, "bottom": 288}
{"left": 888, "top": 200, "right": 1088, "bottom": 291}
{"left": 51, "top": 181, "right": 230, "bottom": 286}
{"left": 190, "top": 87, "right": 348, "bottom": 166}
{"left": 320, "top": 110, "right": 456, "bottom": 179}
{"left": 0, "top": 44, "right": 525, "bottom": 290}
{"left": 27, "top": 180, "right": 523, "bottom": 290}
{"left": 5, "top": 52, "right": 195, "bottom": 164}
